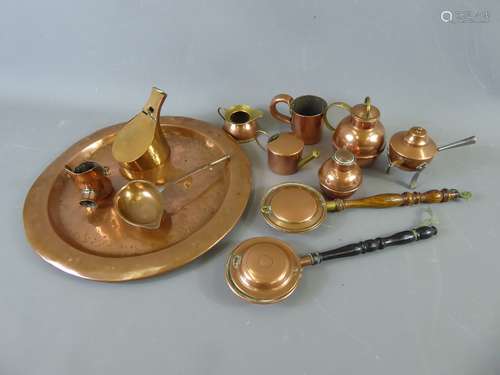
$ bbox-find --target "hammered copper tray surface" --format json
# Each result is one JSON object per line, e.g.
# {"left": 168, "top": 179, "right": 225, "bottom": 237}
{"left": 23, "top": 116, "right": 251, "bottom": 281}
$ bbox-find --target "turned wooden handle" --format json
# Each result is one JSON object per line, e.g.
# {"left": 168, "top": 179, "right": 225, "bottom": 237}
{"left": 328, "top": 189, "right": 461, "bottom": 211}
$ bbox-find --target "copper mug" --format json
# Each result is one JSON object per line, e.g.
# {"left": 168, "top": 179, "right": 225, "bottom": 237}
{"left": 218, "top": 104, "right": 263, "bottom": 143}
{"left": 269, "top": 94, "right": 327, "bottom": 145}
{"left": 64, "top": 161, "right": 113, "bottom": 208}
{"left": 256, "top": 131, "right": 319, "bottom": 175}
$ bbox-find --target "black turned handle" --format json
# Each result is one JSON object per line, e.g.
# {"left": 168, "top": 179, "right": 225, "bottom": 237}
{"left": 310, "top": 226, "right": 437, "bottom": 265}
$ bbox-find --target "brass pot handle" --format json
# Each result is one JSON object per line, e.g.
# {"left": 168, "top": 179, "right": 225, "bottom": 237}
{"left": 217, "top": 107, "right": 226, "bottom": 121}
{"left": 297, "top": 150, "right": 320, "bottom": 170}
{"left": 269, "top": 94, "right": 293, "bottom": 125}
{"left": 324, "top": 102, "right": 352, "bottom": 131}
{"left": 255, "top": 130, "right": 271, "bottom": 151}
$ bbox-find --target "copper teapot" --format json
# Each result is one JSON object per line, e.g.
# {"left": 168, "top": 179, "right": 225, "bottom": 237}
{"left": 324, "top": 97, "right": 385, "bottom": 167}
{"left": 386, "top": 126, "right": 476, "bottom": 188}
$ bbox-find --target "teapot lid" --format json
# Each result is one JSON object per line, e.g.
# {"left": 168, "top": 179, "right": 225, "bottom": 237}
{"left": 351, "top": 97, "right": 380, "bottom": 121}
{"left": 389, "top": 126, "right": 438, "bottom": 161}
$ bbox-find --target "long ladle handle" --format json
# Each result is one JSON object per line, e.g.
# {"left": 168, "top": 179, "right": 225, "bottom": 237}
{"left": 326, "top": 188, "right": 468, "bottom": 211}
{"left": 437, "top": 136, "right": 477, "bottom": 152}
{"left": 307, "top": 226, "right": 437, "bottom": 265}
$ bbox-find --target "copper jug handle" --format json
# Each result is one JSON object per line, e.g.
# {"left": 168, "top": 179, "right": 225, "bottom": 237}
{"left": 324, "top": 102, "right": 352, "bottom": 131}
{"left": 269, "top": 94, "right": 293, "bottom": 125}
{"left": 297, "top": 150, "right": 320, "bottom": 170}
{"left": 255, "top": 130, "right": 272, "bottom": 151}
{"left": 437, "top": 136, "right": 477, "bottom": 152}
{"left": 217, "top": 107, "right": 227, "bottom": 121}
{"left": 142, "top": 87, "right": 167, "bottom": 120}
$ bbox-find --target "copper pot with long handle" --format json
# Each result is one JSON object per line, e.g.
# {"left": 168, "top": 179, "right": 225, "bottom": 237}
{"left": 255, "top": 131, "right": 320, "bottom": 175}
{"left": 386, "top": 126, "right": 477, "bottom": 188}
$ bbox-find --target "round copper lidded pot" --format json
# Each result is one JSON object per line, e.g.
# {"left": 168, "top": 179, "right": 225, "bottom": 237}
{"left": 318, "top": 148, "right": 362, "bottom": 198}
{"left": 387, "top": 126, "right": 476, "bottom": 188}
{"left": 324, "top": 96, "right": 385, "bottom": 167}
{"left": 256, "top": 131, "right": 320, "bottom": 175}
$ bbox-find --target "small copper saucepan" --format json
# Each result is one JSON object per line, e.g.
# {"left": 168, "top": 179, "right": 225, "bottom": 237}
{"left": 255, "top": 131, "right": 320, "bottom": 175}
{"left": 218, "top": 104, "right": 263, "bottom": 143}
{"left": 226, "top": 226, "right": 438, "bottom": 304}
{"left": 260, "top": 182, "right": 469, "bottom": 233}
{"left": 386, "top": 126, "right": 477, "bottom": 188}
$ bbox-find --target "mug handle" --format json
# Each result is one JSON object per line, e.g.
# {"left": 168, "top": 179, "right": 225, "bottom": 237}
{"left": 255, "top": 130, "right": 271, "bottom": 151}
{"left": 269, "top": 94, "right": 293, "bottom": 125}
{"left": 324, "top": 102, "right": 352, "bottom": 131}
{"left": 217, "top": 107, "right": 226, "bottom": 121}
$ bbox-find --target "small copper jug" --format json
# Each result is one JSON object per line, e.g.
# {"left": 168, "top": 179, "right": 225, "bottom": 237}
{"left": 256, "top": 131, "right": 320, "bottom": 175}
{"left": 387, "top": 126, "right": 476, "bottom": 188}
{"left": 64, "top": 161, "right": 113, "bottom": 208}
{"left": 324, "top": 97, "right": 385, "bottom": 167}
{"left": 269, "top": 94, "right": 327, "bottom": 145}
{"left": 318, "top": 149, "right": 363, "bottom": 198}
{"left": 218, "top": 104, "right": 263, "bottom": 143}
{"left": 112, "top": 87, "right": 170, "bottom": 184}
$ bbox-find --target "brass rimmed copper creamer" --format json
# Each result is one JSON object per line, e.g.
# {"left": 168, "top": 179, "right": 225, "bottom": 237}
{"left": 218, "top": 104, "right": 263, "bottom": 143}
{"left": 386, "top": 126, "right": 477, "bottom": 188}
{"left": 260, "top": 182, "right": 469, "bottom": 233}
{"left": 226, "top": 226, "right": 438, "bottom": 304}
{"left": 256, "top": 131, "right": 320, "bottom": 175}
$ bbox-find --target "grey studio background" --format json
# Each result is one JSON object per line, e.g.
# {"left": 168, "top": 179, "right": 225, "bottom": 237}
{"left": 1, "top": 0, "right": 499, "bottom": 374}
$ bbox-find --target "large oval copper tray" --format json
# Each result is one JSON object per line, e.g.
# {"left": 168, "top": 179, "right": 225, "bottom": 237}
{"left": 23, "top": 116, "right": 251, "bottom": 281}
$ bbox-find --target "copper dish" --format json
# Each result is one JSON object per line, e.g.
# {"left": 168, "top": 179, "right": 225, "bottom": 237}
{"left": 23, "top": 116, "right": 251, "bottom": 281}
{"left": 226, "top": 226, "right": 438, "bottom": 304}
{"left": 260, "top": 182, "right": 469, "bottom": 233}
{"left": 386, "top": 126, "right": 477, "bottom": 188}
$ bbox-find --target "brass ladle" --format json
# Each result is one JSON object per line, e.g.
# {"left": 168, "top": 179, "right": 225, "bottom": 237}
{"left": 226, "top": 226, "right": 438, "bottom": 304}
{"left": 260, "top": 182, "right": 470, "bottom": 233}
{"left": 114, "top": 155, "right": 230, "bottom": 229}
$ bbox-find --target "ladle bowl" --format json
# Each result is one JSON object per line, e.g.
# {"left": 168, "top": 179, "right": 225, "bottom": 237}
{"left": 114, "top": 155, "right": 230, "bottom": 229}
{"left": 226, "top": 226, "right": 438, "bottom": 304}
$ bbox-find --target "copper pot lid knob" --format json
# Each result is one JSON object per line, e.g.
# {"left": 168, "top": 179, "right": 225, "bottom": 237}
{"left": 351, "top": 96, "right": 381, "bottom": 121}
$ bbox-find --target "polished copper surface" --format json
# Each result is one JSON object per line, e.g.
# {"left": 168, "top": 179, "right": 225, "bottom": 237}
{"left": 388, "top": 127, "right": 438, "bottom": 171}
{"left": 325, "top": 97, "right": 385, "bottom": 167}
{"left": 269, "top": 94, "right": 327, "bottom": 145}
{"left": 112, "top": 88, "right": 171, "bottom": 184}
{"left": 225, "top": 237, "right": 303, "bottom": 304}
{"left": 64, "top": 161, "right": 113, "bottom": 208}
{"left": 260, "top": 182, "right": 327, "bottom": 233}
{"left": 257, "top": 132, "right": 320, "bottom": 175}
{"left": 23, "top": 116, "right": 251, "bottom": 281}
{"left": 218, "top": 104, "right": 263, "bottom": 143}
{"left": 318, "top": 149, "right": 363, "bottom": 198}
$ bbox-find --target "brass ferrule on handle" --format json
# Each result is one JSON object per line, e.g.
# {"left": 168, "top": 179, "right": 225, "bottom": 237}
{"left": 297, "top": 149, "right": 320, "bottom": 170}
{"left": 324, "top": 101, "right": 352, "bottom": 131}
